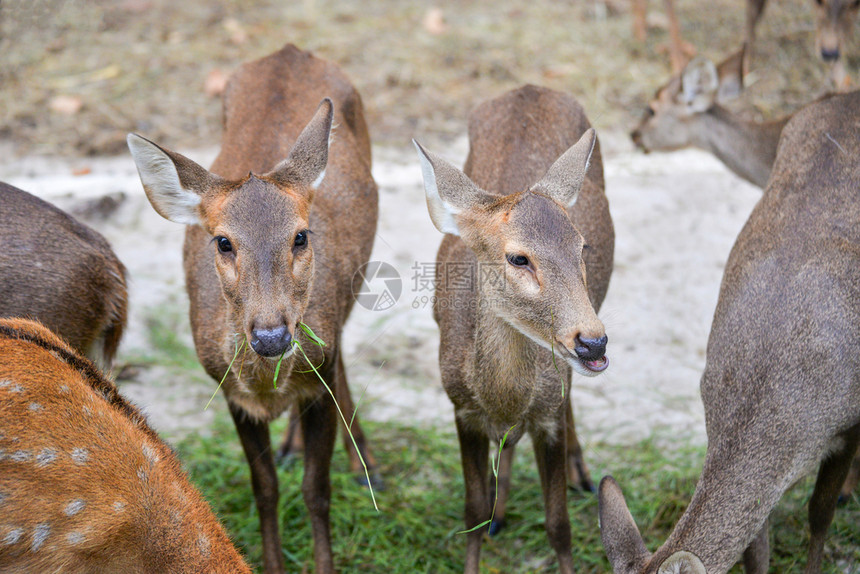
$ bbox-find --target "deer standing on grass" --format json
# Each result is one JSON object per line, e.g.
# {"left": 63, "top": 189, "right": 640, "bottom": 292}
{"left": 127, "top": 44, "right": 378, "bottom": 574}
{"left": 414, "top": 84, "right": 614, "bottom": 574}
{"left": 0, "top": 182, "right": 127, "bottom": 371}
{"left": 600, "top": 90, "right": 860, "bottom": 574}
{"left": 0, "top": 318, "right": 251, "bottom": 573}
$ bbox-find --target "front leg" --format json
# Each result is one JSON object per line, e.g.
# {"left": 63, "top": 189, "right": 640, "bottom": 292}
{"left": 565, "top": 399, "right": 594, "bottom": 492}
{"left": 742, "top": 519, "right": 769, "bottom": 574}
{"left": 229, "top": 403, "right": 285, "bottom": 574}
{"left": 455, "top": 416, "right": 491, "bottom": 574}
{"left": 533, "top": 411, "right": 574, "bottom": 574}
{"left": 299, "top": 391, "right": 339, "bottom": 574}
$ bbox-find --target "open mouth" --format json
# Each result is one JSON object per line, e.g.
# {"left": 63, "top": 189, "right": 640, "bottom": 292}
{"left": 579, "top": 355, "right": 608, "bottom": 373}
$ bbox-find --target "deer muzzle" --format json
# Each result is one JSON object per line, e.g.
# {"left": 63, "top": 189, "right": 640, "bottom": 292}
{"left": 250, "top": 325, "right": 293, "bottom": 357}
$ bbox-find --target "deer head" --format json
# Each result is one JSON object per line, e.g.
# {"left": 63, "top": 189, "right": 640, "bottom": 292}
{"left": 414, "top": 129, "right": 608, "bottom": 376}
{"left": 128, "top": 99, "right": 334, "bottom": 360}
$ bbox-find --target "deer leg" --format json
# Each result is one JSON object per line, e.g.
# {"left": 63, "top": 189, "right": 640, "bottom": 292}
{"left": 742, "top": 518, "right": 769, "bottom": 574}
{"left": 455, "top": 417, "right": 491, "bottom": 574}
{"left": 565, "top": 399, "right": 594, "bottom": 492}
{"left": 534, "top": 415, "right": 574, "bottom": 574}
{"left": 632, "top": 0, "right": 647, "bottom": 42}
{"left": 299, "top": 393, "right": 339, "bottom": 574}
{"left": 228, "top": 403, "right": 285, "bottom": 574}
{"left": 838, "top": 450, "right": 860, "bottom": 505}
{"left": 334, "top": 353, "right": 380, "bottom": 488}
{"left": 662, "top": 0, "right": 694, "bottom": 72}
{"left": 275, "top": 404, "right": 303, "bottom": 465}
{"left": 488, "top": 444, "right": 515, "bottom": 536}
{"left": 805, "top": 425, "right": 860, "bottom": 574}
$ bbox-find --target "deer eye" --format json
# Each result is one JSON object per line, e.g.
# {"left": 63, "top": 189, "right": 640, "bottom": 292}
{"left": 506, "top": 254, "right": 529, "bottom": 268}
{"left": 216, "top": 236, "right": 233, "bottom": 253}
{"left": 294, "top": 231, "right": 308, "bottom": 248}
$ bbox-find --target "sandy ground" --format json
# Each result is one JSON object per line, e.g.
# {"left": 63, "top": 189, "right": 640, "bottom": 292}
{"left": 0, "top": 131, "right": 760, "bottom": 451}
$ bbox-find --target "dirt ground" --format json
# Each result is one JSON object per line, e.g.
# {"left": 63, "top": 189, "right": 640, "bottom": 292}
{"left": 0, "top": 0, "right": 853, "bottom": 448}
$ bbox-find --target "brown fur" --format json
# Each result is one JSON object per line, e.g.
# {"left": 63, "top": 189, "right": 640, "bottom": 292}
{"left": 0, "top": 318, "right": 250, "bottom": 573}
{"left": 0, "top": 182, "right": 128, "bottom": 369}
{"left": 129, "top": 44, "right": 378, "bottom": 574}
{"left": 600, "top": 90, "right": 860, "bottom": 574}
{"left": 426, "top": 85, "right": 614, "bottom": 573}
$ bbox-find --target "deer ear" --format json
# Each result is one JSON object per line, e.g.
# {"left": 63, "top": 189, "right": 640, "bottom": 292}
{"left": 530, "top": 128, "right": 596, "bottom": 208}
{"left": 716, "top": 45, "right": 745, "bottom": 103}
{"left": 266, "top": 98, "right": 334, "bottom": 198}
{"left": 127, "top": 133, "right": 220, "bottom": 226}
{"left": 599, "top": 476, "right": 650, "bottom": 573}
{"left": 413, "top": 139, "right": 493, "bottom": 236}
{"left": 680, "top": 57, "right": 719, "bottom": 113}
{"left": 657, "top": 551, "right": 707, "bottom": 574}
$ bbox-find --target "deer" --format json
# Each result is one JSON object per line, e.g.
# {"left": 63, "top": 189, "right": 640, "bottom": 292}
{"left": 0, "top": 181, "right": 128, "bottom": 371}
{"left": 127, "top": 44, "right": 378, "bottom": 574}
{"left": 0, "top": 317, "right": 251, "bottom": 573}
{"left": 599, "top": 89, "right": 860, "bottom": 574}
{"left": 631, "top": 47, "right": 790, "bottom": 189}
{"left": 414, "top": 84, "right": 614, "bottom": 574}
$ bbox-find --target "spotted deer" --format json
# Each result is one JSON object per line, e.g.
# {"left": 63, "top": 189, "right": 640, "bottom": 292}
{"left": 0, "top": 318, "right": 250, "bottom": 573}
{"left": 415, "top": 84, "right": 614, "bottom": 574}
{"left": 0, "top": 181, "right": 127, "bottom": 371}
{"left": 127, "top": 44, "right": 378, "bottom": 574}
{"left": 600, "top": 90, "right": 860, "bottom": 574}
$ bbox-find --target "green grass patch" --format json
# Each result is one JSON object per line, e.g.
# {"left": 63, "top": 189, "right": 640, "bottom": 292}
{"left": 176, "top": 419, "right": 860, "bottom": 573}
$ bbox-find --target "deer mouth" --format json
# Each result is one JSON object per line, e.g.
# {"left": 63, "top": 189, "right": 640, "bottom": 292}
{"left": 579, "top": 355, "right": 608, "bottom": 373}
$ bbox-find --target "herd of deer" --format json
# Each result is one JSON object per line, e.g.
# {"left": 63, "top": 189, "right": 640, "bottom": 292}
{"left": 1, "top": 2, "right": 859, "bottom": 573}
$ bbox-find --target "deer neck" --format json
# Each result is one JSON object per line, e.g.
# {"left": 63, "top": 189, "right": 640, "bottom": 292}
{"left": 694, "top": 106, "right": 788, "bottom": 188}
{"left": 470, "top": 295, "right": 540, "bottom": 430}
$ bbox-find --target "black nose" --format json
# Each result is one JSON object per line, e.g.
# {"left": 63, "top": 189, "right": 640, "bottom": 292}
{"left": 822, "top": 48, "right": 840, "bottom": 62}
{"left": 250, "top": 325, "right": 293, "bottom": 357}
{"left": 574, "top": 334, "right": 608, "bottom": 361}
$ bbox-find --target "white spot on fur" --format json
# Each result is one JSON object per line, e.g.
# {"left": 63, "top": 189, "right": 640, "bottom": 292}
{"left": 10, "top": 383, "right": 23, "bottom": 393}
{"left": 137, "top": 468, "right": 147, "bottom": 483}
{"left": 113, "top": 501, "right": 125, "bottom": 513}
{"left": 82, "top": 406, "right": 92, "bottom": 416}
{"left": 3, "top": 528, "right": 22, "bottom": 545}
{"left": 67, "top": 531, "right": 84, "bottom": 544}
{"left": 36, "top": 448, "right": 57, "bottom": 467}
{"left": 59, "top": 385, "right": 70, "bottom": 393}
{"left": 71, "top": 448, "right": 90, "bottom": 464}
{"left": 64, "top": 499, "right": 86, "bottom": 516}
{"left": 0, "top": 379, "right": 10, "bottom": 388}
{"left": 197, "top": 533, "right": 211, "bottom": 556}
{"left": 31, "top": 523, "right": 50, "bottom": 551}
{"left": 28, "top": 402, "right": 42, "bottom": 412}
{"left": 10, "top": 450, "right": 31, "bottom": 462}
{"left": 142, "top": 443, "right": 159, "bottom": 465}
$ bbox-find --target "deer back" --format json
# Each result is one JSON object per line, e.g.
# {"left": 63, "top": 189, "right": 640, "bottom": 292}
{"left": 0, "top": 318, "right": 250, "bottom": 573}
{"left": 0, "top": 182, "right": 127, "bottom": 368}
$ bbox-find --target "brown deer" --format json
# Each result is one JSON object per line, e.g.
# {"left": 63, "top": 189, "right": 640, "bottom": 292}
{"left": 0, "top": 182, "right": 128, "bottom": 371}
{"left": 127, "top": 44, "right": 378, "bottom": 574}
{"left": 631, "top": 48, "right": 790, "bottom": 189}
{"left": 0, "top": 317, "right": 251, "bottom": 573}
{"left": 414, "top": 84, "right": 614, "bottom": 573}
{"left": 600, "top": 90, "right": 860, "bottom": 574}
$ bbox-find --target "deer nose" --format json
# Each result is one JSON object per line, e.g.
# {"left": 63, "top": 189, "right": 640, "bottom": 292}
{"left": 574, "top": 334, "right": 607, "bottom": 361}
{"left": 821, "top": 47, "right": 840, "bottom": 62}
{"left": 250, "top": 325, "right": 293, "bottom": 357}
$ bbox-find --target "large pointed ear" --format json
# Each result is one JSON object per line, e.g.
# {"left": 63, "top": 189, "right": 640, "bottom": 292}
{"left": 680, "top": 57, "right": 719, "bottom": 113}
{"left": 265, "top": 98, "right": 334, "bottom": 198}
{"left": 412, "top": 139, "right": 493, "bottom": 236}
{"left": 599, "top": 476, "right": 650, "bottom": 573}
{"left": 127, "top": 133, "right": 222, "bottom": 225}
{"left": 716, "top": 45, "right": 745, "bottom": 103}
{"left": 657, "top": 551, "right": 707, "bottom": 574}
{"left": 530, "top": 128, "right": 596, "bottom": 208}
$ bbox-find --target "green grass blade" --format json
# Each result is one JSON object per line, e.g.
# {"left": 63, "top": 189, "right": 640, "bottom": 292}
{"left": 206, "top": 336, "right": 246, "bottom": 410}
{"left": 298, "top": 322, "right": 327, "bottom": 347}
